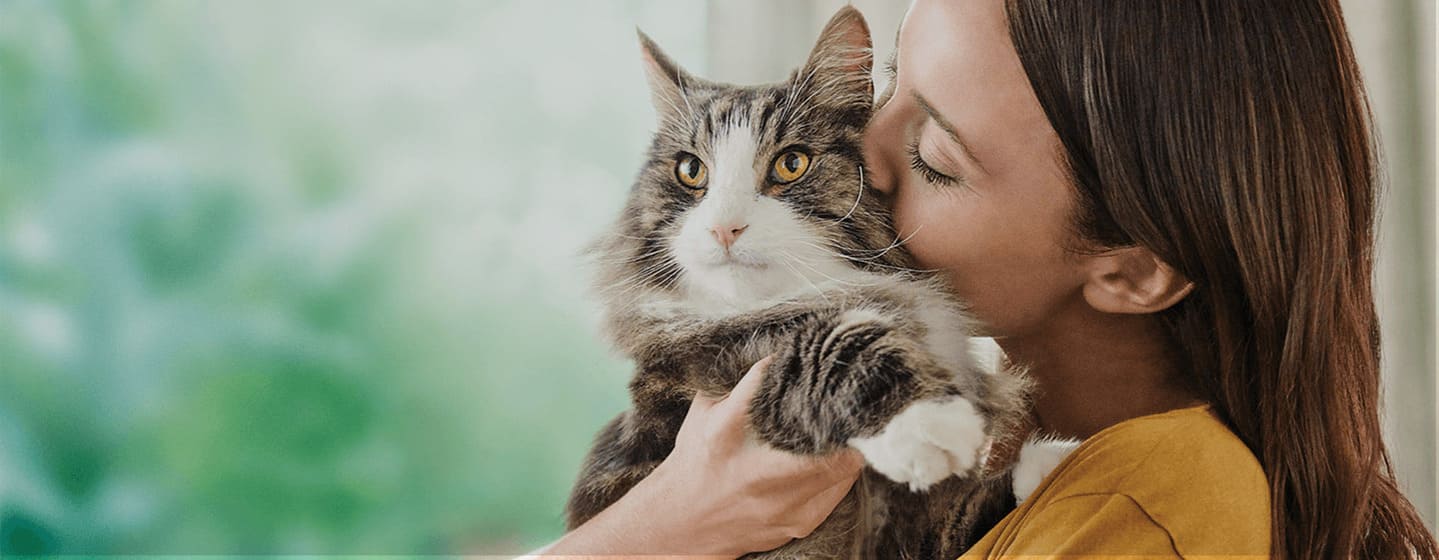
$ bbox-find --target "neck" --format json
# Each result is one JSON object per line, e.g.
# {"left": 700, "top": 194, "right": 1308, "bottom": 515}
{"left": 995, "top": 298, "right": 1204, "bottom": 440}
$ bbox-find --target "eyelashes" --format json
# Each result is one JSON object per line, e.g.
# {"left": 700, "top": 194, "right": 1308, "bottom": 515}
{"left": 906, "top": 139, "right": 967, "bottom": 190}
{"left": 887, "top": 51, "right": 968, "bottom": 192}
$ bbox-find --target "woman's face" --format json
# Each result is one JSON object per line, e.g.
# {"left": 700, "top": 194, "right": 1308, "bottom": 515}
{"left": 862, "top": 0, "right": 1083, "bottom": 338}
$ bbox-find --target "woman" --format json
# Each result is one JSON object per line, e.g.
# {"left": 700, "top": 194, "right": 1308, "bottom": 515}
{"left": 538, "top": 0, "right": 1437, "bottom": 558}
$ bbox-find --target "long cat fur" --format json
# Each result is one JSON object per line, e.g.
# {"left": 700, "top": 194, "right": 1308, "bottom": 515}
{"left": 564, "top": 8, "right": 1032, "bottom": 559}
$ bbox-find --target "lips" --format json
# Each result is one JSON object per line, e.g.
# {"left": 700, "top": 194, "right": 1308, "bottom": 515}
{"left": 708, "top": 254, "right": 769, "bottom": 270}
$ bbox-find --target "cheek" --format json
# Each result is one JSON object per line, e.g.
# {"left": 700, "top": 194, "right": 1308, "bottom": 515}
{"left": 892, "top": 184, "right": 1080, "bottom": 337}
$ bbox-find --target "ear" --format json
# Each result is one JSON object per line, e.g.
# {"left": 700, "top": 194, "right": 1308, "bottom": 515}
{"left": 1080, "top": 247, "right": 1195, "bottom": 314}
{"left": 636, "top": 30, "right": 694, "bottom": 123}
{"left": 794, "top": 6, "right": 874, "bottom": 109}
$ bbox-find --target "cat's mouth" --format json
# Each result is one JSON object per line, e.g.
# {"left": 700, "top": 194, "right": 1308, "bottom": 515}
{"left": 705, "top": 254, "right": 769, "bottom": 270}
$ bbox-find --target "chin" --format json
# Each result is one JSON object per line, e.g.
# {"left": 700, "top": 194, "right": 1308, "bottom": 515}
{"left": 678, "top": 258, "right": 804, "bottom": 311}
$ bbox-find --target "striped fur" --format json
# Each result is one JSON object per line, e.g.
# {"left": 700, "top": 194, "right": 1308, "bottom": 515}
{"left": 566, "top": 8, "right": 1031, "bottom": 559}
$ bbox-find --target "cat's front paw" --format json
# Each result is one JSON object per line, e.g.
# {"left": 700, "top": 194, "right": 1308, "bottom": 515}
{"left": 847, "top": 397, "right": 988, "bottom": 492}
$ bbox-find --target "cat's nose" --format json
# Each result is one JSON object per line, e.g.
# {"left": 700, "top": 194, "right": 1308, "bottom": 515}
{"left": 710, "top": 224, "right": 748, "bottom": 251}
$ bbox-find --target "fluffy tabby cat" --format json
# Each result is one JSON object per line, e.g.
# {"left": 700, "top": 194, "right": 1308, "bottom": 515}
{"left": 566, "top": 8, "right": 1035, "bottom": 559}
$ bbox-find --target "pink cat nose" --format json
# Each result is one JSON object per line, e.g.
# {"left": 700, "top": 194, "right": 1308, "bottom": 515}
{"left": 710, "top": 224, "right": 749, "bottom": 251}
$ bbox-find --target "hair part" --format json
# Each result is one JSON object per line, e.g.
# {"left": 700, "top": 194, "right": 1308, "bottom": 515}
{"left": 1004, "top": 0, "right": 1437, "bottom": 557}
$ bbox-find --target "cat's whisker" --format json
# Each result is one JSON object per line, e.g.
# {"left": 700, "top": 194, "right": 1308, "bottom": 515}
{"left": 798, "top": 237, "right": 938, "bottom": 275}
{"left": 606, "top": 253, "right": 678, "bottom": 276}
{"left": 837, "top": 166, "right": 865, "bottom": 223}
{"left": 611, "top": 232, "right": 682, "bottom": 242}
{"left": 591, "top": 249, "right": 665, "bottom": 264}
{"left": 610, "top": 271, "right": 683, "bottom": 309}
{"left": 781, "top": 63, "right": 822, "bottom": 122}
{"left": 793, "top": 64, "right": 823, "bottom": 105}
{"left": 845, "top": 224, "right": 926, "bottom": 258}
{"left": 601, "top": 259, "right": 684, "bottom": 298}
{"left": 786, "top": 70, "right": 844, "bottom": 123}
{"left": 780, "top": 249, "right": 883, "bottom": 288}
{"left": 789, "top": 235, "right": 923, "bottom": 269}
{"left": 591, "top": 245, "right": 675, "bottom": 265}
{"left": 625, "top": 260, "right": 684, "bottom": 288}
{"left": 653, "top": 93, "right": 687, "bottom": 126}
{"left": 776, "top": 253, "right": 834, "bottom": 305}
{"left": 675, "top": 75, "right": 696, "bottom": 117}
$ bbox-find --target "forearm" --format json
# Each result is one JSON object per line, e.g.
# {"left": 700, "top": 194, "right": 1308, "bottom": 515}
{"left": 526, "top": 517, "right": 732, "bottom": 559}
{"left": 522, "top": 358, "right": 865, "bottom": 559}
{"left": 525, "top": 463, "right": 738, "bottom": 559}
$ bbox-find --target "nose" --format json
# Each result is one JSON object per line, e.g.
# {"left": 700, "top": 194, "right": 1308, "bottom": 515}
{"left": 710, "top": 224, "right": 748, "bottom": 251}
{"left": 862, "top": 92, "right": 905, "bottom": 198}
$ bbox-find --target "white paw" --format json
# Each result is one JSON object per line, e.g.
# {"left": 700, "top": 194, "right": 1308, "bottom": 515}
{"left": 1012, "top": 436, "right": 1082, "bottom": 504}
{"left": 847, "top": 397, "right": 988, "bottom": 492}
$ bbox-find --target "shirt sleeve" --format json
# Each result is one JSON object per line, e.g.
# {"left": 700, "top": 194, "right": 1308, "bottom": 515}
{"left": 991, "top": 493, "right": 1182, "bottom": 559}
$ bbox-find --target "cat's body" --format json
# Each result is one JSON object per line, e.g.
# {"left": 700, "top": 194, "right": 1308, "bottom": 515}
{"left": 566, "top": 8, "right": 1032, "bottom": 558}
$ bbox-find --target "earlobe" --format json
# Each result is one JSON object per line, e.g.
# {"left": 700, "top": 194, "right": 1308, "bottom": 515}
{"left": 1081, "top": 247, "right": 1195, "bottom": 314}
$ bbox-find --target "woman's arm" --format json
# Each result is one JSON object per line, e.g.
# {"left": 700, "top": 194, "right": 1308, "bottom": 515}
{"left": 528, "top": 358, "right": 867, "bottom": 558}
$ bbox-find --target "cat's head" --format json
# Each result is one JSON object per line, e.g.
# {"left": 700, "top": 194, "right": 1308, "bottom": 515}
{"left": 597, "top": 7, "right": 911, "bottom": 311}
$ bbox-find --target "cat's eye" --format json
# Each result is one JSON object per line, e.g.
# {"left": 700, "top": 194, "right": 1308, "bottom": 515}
{"left": 674, "top": 154, "right": 707, "bottom": 189}
{"left": 771, "top": 151, "right": 811, "bottom": 184}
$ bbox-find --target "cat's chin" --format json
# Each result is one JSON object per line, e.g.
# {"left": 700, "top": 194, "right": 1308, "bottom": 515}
{"left": 699, "top": 258, "right": 770, "bottom": 271}
{"left": 679, "top": 263, "right": 810, "bottom": 313}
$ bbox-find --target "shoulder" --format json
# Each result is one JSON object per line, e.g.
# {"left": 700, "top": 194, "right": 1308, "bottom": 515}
{"left": 966, "top": 405, "right": 1271, "bottom": 559}
{"left": 1055, "top": 405, "right": 1269, "bottom": 501}
{"left": 1051, "top": 405, "right": 1270, "bottom": 553}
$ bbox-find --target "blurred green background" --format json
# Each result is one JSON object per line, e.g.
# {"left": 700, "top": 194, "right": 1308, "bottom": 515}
{"left": 0, "top": 0, "right": 709, "bottom": 554}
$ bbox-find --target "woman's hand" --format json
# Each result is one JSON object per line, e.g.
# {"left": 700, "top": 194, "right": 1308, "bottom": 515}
{"left": 535, "top": 357, "right": 868, "bottom": 559}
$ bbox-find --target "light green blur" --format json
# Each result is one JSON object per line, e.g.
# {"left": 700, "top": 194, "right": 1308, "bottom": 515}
{"left": 0, "top": 0, "right": 707, "bottom": 555}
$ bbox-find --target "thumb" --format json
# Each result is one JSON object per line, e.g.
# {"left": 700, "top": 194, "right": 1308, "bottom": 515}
{"left": 688, "top": 388, "right": 722, "bottom": 414}
{"left": 717, "top": 356, "right": 775, "bottom": 414}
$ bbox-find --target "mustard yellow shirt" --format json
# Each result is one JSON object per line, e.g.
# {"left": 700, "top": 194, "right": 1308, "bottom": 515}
{"left": 961, "top": 405, "right": 1271, "bottom": 559}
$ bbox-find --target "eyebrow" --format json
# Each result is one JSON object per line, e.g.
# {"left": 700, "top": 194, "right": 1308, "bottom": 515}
{"left": 912, "top": 91, "right": 989, "bottom": 175}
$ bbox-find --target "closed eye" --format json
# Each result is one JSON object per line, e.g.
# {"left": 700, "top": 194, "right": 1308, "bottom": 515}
{"left": 907, "top": 139, "right": 969, "bottom": 190}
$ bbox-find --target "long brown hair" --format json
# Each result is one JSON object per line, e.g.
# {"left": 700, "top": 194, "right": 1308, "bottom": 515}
{"left": 1004, "top": 1, "right": 1437, "bottom": 558}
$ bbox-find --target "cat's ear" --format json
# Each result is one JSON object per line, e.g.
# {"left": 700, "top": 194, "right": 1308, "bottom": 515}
{"left": 636, "top": 30, "right": 694, "bottom": 123}
{"left": 796, "top": 6, "right": 874, "bottom": 109}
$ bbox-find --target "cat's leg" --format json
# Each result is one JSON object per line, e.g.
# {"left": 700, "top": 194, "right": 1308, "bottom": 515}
{"left": 567, "top": 305, "right": 840, "bottom": 529}
{"left": 746, "top": 308, "right": 992, "bottom": 491}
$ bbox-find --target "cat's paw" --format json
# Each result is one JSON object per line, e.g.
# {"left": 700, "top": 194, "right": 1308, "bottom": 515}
{"left": 1012, "top": 436, "right": 1082, "bottom": 504}
{"left": 847, "top": 397, "right": 988, "bottom": 492}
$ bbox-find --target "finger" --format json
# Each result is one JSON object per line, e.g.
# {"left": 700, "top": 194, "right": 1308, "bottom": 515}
{"left": 825, "top": 448, "right": 867, "bottom": 477}
{"left": 769, "top": 447, "right": 866, "bottom": 484}
{"left": 794, "top": 448, "right": 865, "bottom": 479}
{"left": 717, "top": 355, "right": 775, "bottom": 414}
{"left": 688, "top": 388, "right": 720, "bottom": 414}
{"left": 793, "top": 474, "right": 860, "bottom": 537}
{"left": 818, "top": 470, "right": 860, "bottom": 502}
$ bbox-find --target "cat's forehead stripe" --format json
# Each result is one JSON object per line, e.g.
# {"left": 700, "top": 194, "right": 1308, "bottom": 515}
{"left": 708, "top": 122, "right": 759, "bottom": 203}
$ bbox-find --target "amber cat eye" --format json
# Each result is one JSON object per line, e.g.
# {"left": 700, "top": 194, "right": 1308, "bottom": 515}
{"left": 771, "top": 151, "right": 811, "bottom": 184}
{"left": 674, "top": 154, "right": 707, "bottom": 188}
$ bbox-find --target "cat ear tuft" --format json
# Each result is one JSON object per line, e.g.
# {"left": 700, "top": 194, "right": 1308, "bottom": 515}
{"left": 637, "top": 29, "right": 692, "bottom": 122}
{"left": 796, "top": 6, "right": 874, "bottom": 107}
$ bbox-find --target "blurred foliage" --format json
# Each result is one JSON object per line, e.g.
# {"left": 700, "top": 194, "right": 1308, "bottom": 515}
{"left": 0, "top": 0, "right": 705, "bottom": 554}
